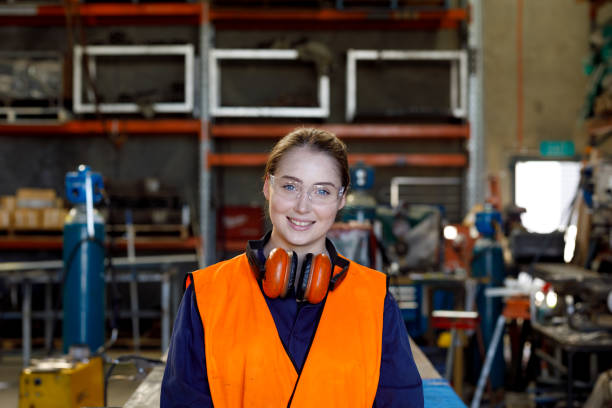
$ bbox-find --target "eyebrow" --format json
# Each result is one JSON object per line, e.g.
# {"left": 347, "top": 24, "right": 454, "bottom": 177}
{"left": 278, "top": 175, "right": 337, "bottom": 186}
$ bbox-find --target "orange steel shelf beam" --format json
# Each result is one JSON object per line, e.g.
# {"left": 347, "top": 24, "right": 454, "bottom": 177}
{"left": 212, "top": 123, "right": 469, "bottom": 140}
{"left": 348, "top": 153, "right": 466, "bottom": 167}
{"left": 208, "top": 153, "right": 466, "bottom": 167}
{"left": 0, "top": 237, "right": 63, "bottom": 251}
{"left": 210, "top": 8, "right": 467, "bottom": 29}
{"left": 0, "top": 3, "right": 465, "bottom": 27}
{"left": 209, "top": 153, "right": 270, "bottom": 167}
{"left": 0, "top": 119, "right": 201, "bottom": 136}
{"left": 0, "top": 3, "right": 203, "bottom": 26}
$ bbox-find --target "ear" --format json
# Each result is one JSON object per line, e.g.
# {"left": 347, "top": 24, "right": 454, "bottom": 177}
{"left": 263, "top": 175, "right": 271, "bottom": 201}
{"left": 337, "top": 191, "right": 346, "bottom": 211}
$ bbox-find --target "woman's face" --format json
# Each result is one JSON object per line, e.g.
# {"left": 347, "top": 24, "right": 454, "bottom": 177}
{"left": 264, "top": 146, "right": 346, "bottom": 256}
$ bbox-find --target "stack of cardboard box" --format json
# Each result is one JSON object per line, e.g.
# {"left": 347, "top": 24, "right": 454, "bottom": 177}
{"left": 0, "top": 188, "right": 67, "bottom": 233}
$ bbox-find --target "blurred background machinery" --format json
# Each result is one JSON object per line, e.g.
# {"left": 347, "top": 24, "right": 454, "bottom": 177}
{"left": 0, "top": 52, "right": 64, "bottom": 122}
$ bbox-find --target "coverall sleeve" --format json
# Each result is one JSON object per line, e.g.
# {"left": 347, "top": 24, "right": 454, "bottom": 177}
{"left": 373, "top": 291, "right": 425, "bottom": 408}
{"left": 161, "top": 283, "right": 214, "bottom": 408}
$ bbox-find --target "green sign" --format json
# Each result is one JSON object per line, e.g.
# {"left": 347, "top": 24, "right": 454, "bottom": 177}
{"left": 540, "top": 141, "right": 575, "bottom": 157}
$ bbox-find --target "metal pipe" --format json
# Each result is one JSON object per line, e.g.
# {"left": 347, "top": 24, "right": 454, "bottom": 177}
{"left": 22, "top": 281, "right": 31, "bottom": 366}
{"left": 470, "top": 314, "right": 505, "bottom": 408}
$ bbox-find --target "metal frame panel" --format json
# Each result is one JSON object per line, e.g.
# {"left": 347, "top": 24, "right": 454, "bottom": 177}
{"left": 209, "top": 48, "right": 330, "bottom": 118}
{"left": 73, "top": 44, "right": 194, "bottom": 114}
{"left": 390, "top": 176, "right": 462, "bottom": 208}
{"left": 345, "top": 49, "right": 468, "bottom": 121}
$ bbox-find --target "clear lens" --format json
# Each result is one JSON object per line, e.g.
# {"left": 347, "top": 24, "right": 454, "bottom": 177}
{"left": 270, "top": 175, "right": 343, "bottom": 205}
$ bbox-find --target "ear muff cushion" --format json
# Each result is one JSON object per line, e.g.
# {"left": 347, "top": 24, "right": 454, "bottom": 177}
{"left": 303, "top": 254, "right": 332, "bottom": 304}
{"left": 263, "top": 248, "right": 293, "bottom": 299}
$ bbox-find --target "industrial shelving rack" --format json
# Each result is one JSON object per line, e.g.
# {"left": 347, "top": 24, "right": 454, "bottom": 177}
{"left": 582, "top": 0, "right": 612, "bottom": 138}
{"left": 0, "top": 3, "right": 204, "bottom": 253}
{"left": 0, "top": 1, "right": 485, "bottom": 265}
{"left": 200, "top": 1, "right": 484, "bottom": 262}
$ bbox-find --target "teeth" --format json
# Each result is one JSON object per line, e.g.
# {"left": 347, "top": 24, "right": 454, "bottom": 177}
{"left": 290, "top": 219, "right": 311, "bottom": 226}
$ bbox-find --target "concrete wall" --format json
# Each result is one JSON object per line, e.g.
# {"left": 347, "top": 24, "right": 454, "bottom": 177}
{"left": 483, "top": 0, "right": 590, "bottom": 206}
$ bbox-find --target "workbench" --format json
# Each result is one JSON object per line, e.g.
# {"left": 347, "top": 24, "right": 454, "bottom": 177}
{"left": 0, "top": 254, "right": 198, "bottom": 366}
{"left": 123, "top": 338, "right": 467, "bottom": 408}
{"left": 531, "top": 263, "right": 612, "bottom": 407}
{"left": 532, "top": 262, "right": 612, "bottom": 287}
{"left": 532, "top": 321, "right": 612, "bottom": 407}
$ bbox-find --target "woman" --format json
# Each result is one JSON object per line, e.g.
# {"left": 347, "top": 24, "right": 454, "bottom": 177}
{"left": 161, "top": 128, "right": 424, "bottom": 407}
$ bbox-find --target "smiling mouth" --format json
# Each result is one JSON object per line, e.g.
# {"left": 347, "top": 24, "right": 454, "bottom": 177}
{"left": 288, "top": 217, "right": 314, "bottom": 227}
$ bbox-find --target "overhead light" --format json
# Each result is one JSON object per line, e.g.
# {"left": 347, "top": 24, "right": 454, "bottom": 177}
{"left": 546, "top": 290, "right": 558, "bottom": 308}
{"left": 534, "top": 290, "right": 545, "bottom": 307}
{"left": 444, "top": 225, "right": 458, "bottom": 240}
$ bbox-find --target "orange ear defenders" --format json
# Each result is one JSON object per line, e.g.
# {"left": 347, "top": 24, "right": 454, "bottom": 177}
{"left": 246, "top": 232, "right": 349, "bottom": 304}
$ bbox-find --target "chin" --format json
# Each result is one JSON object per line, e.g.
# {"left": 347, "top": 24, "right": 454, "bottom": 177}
{"left": 285, "top": 229, "right": 327, "bottom": 249}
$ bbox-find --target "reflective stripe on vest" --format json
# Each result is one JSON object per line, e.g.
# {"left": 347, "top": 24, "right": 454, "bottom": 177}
{"left": 191, "top": 253, "right": 386, "bottom": 408}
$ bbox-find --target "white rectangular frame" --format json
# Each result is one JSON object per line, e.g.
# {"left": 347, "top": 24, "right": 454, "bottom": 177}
{"left": 209, "top": 49, "right": 330, "bottom": 118}
{"left": 390, "top": 176, "right": 462, "bottom": 208}
{"left": 73, "top": 44, "right": 194, "bottom": 114}
{"left": 346, "top": 49, "right": 468, "bottom": 122}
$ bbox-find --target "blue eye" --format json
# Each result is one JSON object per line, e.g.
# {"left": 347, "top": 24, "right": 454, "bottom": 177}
{"left": 282, "top": 183, "right": 298, "bottom": 192}
{"left": 314, "top": 187, "right": 331, "bottom": 196}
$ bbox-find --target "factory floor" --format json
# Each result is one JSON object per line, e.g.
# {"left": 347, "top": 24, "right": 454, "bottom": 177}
{"left": 0, "top": 348, "right": 163, "bottom": 408}
{"left": 0, "top": 348, "right": 541, "bottom": 408}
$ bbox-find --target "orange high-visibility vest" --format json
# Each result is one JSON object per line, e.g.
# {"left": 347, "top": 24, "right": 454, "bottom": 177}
{"left": 190, "top": 253, "right": 387, "bottom": 408}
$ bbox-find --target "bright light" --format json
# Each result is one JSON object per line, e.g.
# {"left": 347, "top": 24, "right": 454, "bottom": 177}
{"left": 564, "top": 225, "right": 577, "bottom": 263}
{"left": 546, "top": 290, "right": 558, "bottom": 308}
{"left": 444, "top": 225, "right": 458, "bottom": 240}
{"left": 534, "top": 291, "right": 545, "bottom": 306}
{"left": 515, "top": 161, "right": 580, "bottom": 233}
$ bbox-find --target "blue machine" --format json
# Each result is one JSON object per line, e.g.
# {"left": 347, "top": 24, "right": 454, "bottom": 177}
{"left": 471, "top": 208, "right": 505, "bottom": 389}
{"left": 62, "top": 165, "right": 106, "bottom": 354}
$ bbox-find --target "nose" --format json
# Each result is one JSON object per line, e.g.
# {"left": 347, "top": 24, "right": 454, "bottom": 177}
{"left": 294, "top": 190, "right": 311, "bottom": 213}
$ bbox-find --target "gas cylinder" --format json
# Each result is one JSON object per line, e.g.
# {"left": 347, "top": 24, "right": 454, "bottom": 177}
{"left": 62, "top": 165, "right": 106, "bottom": 354}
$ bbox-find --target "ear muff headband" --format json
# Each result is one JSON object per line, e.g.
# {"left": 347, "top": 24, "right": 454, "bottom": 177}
{"left": 246, "top": 232, "right": 349, "bottom": 302}
{"left": 296, "top": 253, "right": 312, "bottom": 301}
{"left": 246, "top": 234, "right": 267, "bottom": 279}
